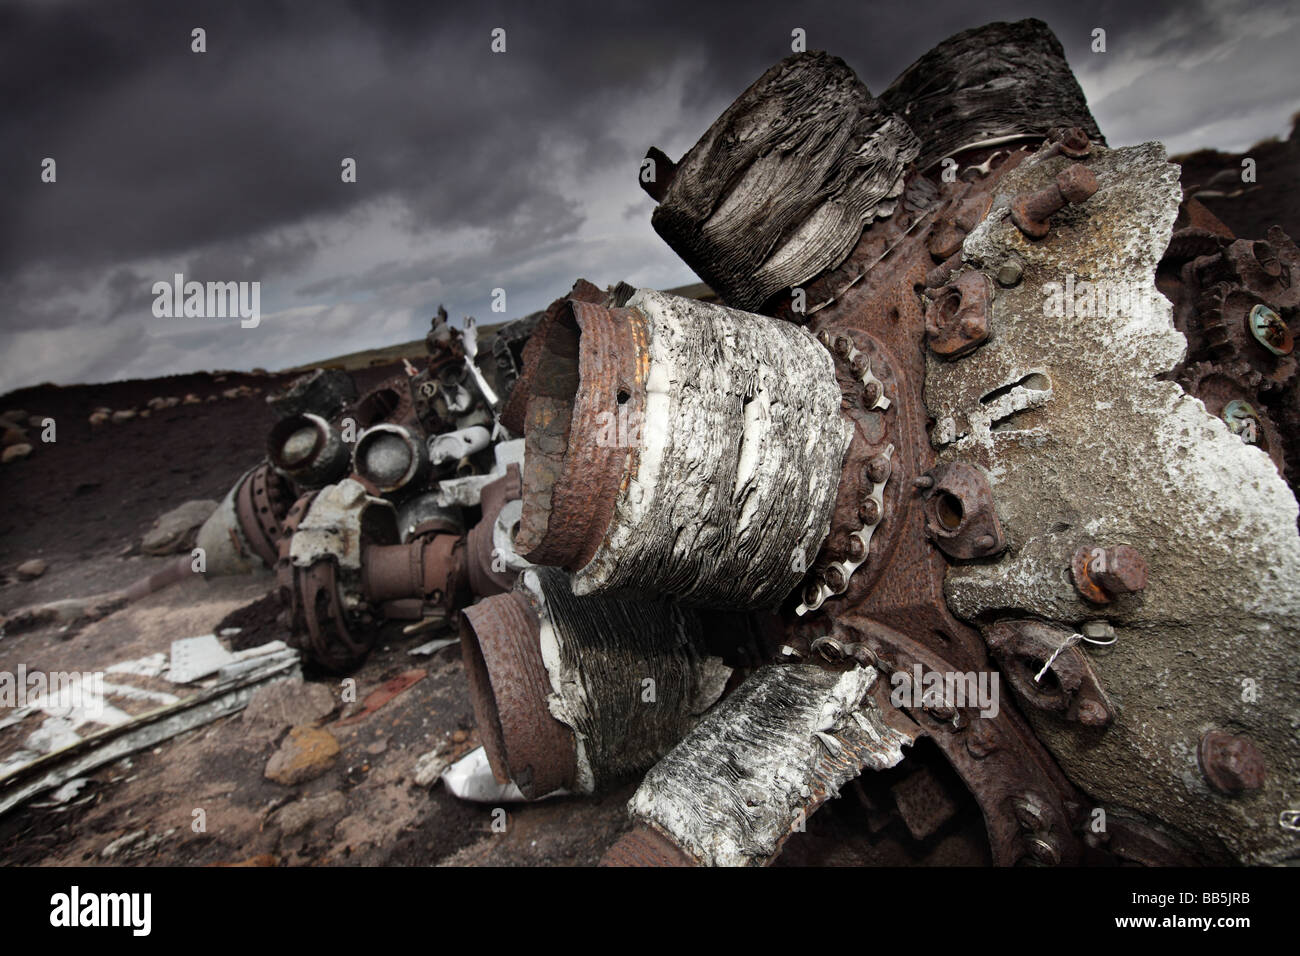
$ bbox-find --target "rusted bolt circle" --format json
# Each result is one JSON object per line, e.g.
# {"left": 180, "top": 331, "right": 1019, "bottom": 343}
{"left": 1198, "top": 730, "right": 1267, "bottom": 794}
{"left": 858, "top": 499, "right": 881, "bottom": 525}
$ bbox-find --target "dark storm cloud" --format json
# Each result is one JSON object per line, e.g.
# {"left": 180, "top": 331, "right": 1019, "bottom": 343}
{"left": 1, "top": 0, "right": 1294, "bottom": 390}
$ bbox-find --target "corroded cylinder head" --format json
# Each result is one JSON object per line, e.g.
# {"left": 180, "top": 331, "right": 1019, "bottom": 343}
{"left": 267, "top": 413, "right": 350, "bottom": 488}
{"left": 515, "top": 289, "right": 851, "bottom": 609}
{"left": 460, "top": 566, "right": 731, "bottom": 798}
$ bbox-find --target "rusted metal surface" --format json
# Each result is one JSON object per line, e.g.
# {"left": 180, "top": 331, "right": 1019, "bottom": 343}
{"left": 600, "top": 827, "right": 697, "bottom": 867}
{"left": 984, "top": 620, "right": 1114, "bottom": 727}
{"left": 919, "top": 462, "right": 1005, "bottom": 560}
{"left": 1198, "top": 731, "right": 1267, "bottom": 794}
{"left": 1070, "top": 544, "right": 1148, "bottom": 603}
{"left": 1009, "top": 163, "right": 1098, "bottom": 239}
{"left": 460, "top": 591, "right": 578, "bottom": 798}
{"left": 926, "top": 270, "right": 993, "bottom": 359}
{"left": 515, "top": 299, "right": 648, "bottom": 571}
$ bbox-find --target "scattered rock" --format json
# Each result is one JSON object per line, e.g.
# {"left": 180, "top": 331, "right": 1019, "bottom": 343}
{"left": 2, "top": 443, "right": 32, "bottom": 463}
{"left": 182, "top": 393, "right": 202, "bottom": 405}
{"left": 451, "top": 729, "right": 468, "bottom": 744}
{"left": 1, "top": 409, "right": 28, "bottom": 426}
{"left": 140, "top": 499, "right": 218, "bottom": 555}
{"left": 101, "top": 829, "right": 148, "bottom": 859}
{"left": 273, "top": 791, "right": 345, "bottom": 836}
{"left": 265, "top": 726, "right": 340, "bottom": 786}
{"left": 412, "top": 750, "right": 452, "bottom": 788}
{"left": 26, "top": 415, "right": 45, "bottom": 429}
{"left": 242, "top": 679, "right": 336, "bottom": 740}
{"left": 89, "top": 412, "right": 109, "bottom": 426}
{"left": 16, "top": 558, "right": 47, "bottom": 580}
{"left": 110, "top": 409, "right": 137, "bottom": 424}
{"left": 2, "top": 426, "right": 28, "bottom": 447}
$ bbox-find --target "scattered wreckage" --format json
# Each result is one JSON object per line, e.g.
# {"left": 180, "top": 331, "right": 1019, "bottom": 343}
{"left": 186, "top": 18, "right": 1297, "bottom": 866}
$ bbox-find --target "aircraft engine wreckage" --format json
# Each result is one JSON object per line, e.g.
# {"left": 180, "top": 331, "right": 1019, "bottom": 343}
{"left": 197, "top": 18, "right": 1299, "bottom": 866}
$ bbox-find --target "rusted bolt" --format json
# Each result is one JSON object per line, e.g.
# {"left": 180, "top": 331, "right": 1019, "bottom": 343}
{"left": 925, "top": 271, "right": 993, "bottom": 359}
{"left": 1071, "top": 545, "right": 1147, "bottom": 602}
{"left": 858, "top": 499, "right": 881, "bottom": 525}
{"left": 824, "top": 564, "right": 848, "bottom": 593}
{"left": 1048, "top": 126, "right": 1092, "bottom": 159}
{"left": 1012, "top": 794, "right": 1047, "bottom": 831}
{"left": 817, "top": 329, "right": 834, "bottom": 347}
{"left": 811, "top": 635, "right": 845, "bottom": 662}
{"left": 866, "top": 453, "right": 892, "bottom": 485}
{"left": 1010, "top": 163, "right": 1098, "bottom": 239}
{"left": 996, "top": 258, "right": 1023, "bottom": 287}
{"left": 913, "top": 475, "right": 934, "bottom": 490}
{"left": 850, "top": 351, "right": 871, "bottom": 376}
{"left": 1248, "top": 304, "right": 1293, "bottom": 356}
{"left": 832, "top": 334, "right": 854, "bottom": 358}
{"left": 928, "top": 218, "right": 965, "bottom": 261}
{"left": 966, "top": 719, "right": 998, "bottom": 758}
{"left": 976, "top": 534, "right": 996, "bottom": 552}
{"left": 1199, "top": 731, "right": 1267, "bottom": 794}
{"left": 863, "top": 381, "right": 882, "bottom": 406}
{"left": 1024, "top": 835, "right": 1061, "bottom": 866}
{"left": 1076, "top": 699, "right": 1111, "bottom": 726}
{"left": 846, "top": 535, "right": 867, "bottom": 561}
{"left": 803, "top": 580, "right": 823, "bottom": 607}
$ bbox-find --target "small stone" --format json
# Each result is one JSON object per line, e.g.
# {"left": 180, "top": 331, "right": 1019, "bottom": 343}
{"left": 111, "top": 409, "right": 137, "bottom": 424}
{"left": 2, "top": 444, "right": 32, "bottom": 463}
{"left": 89, "top": 412, "right": 110, "bottom": 426}
{"left": 16, "top": 558, "right": 47, "bottom": 580}
{"left": 183, "top": 393, "right": 202, "bottom": 405}
{"left": 273, "top": 791, "right": 345, "bottom": 836}
{"left": 27, "top": 415, "right": 45, "bottom": 429}
{"left": 140, "top": 499, "right": 218, "bottom": 555}
{"left": 243, "top": 679, "right": 336, "bottom": 740}
{"left": 2, "top": 426, "right": 28, "bottom": 447}
{"left": 1, "top": 409, "right": 28, "bottom": 426}
{"left": 265, "top": 726, "right": 340, "bottom": 786}
{"left": 451, "top": 729, "right": 468, "bottom": 744}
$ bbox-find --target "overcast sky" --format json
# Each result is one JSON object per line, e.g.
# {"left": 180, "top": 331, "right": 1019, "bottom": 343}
{"left": 2, "top": 0, "right": 1297, "bottom": 392}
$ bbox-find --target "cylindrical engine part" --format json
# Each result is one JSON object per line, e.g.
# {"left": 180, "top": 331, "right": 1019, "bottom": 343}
{"left": 460, "top": 566, "right": 732, "bottom": 798}
{"left": 360, "top": 533, "right": 463, "bottom": 606}
{"left": 395, "top": 492, "right": 463, "bottom": 541}
{"left": 352, "top": 423, "right": 430, "bottom": 495}
{"left": 267, "top": 413, "right": 350, "bottom": 488}
{"left": 467, "top": 464, "right": 526, "bottom": 596}
{"left": 515, "top": 288, "right": 851, "bottom": 608}
{"left": 429, "top": 425, "right": 491, "bottom": 466}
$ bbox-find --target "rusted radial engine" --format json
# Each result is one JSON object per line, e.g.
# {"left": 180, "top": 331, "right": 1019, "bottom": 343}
{"left": 194, "top": 312, "right": 535, "bottom": 673}
{"left": 473, "top": 18, "right": 1300, "bottom": 867}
